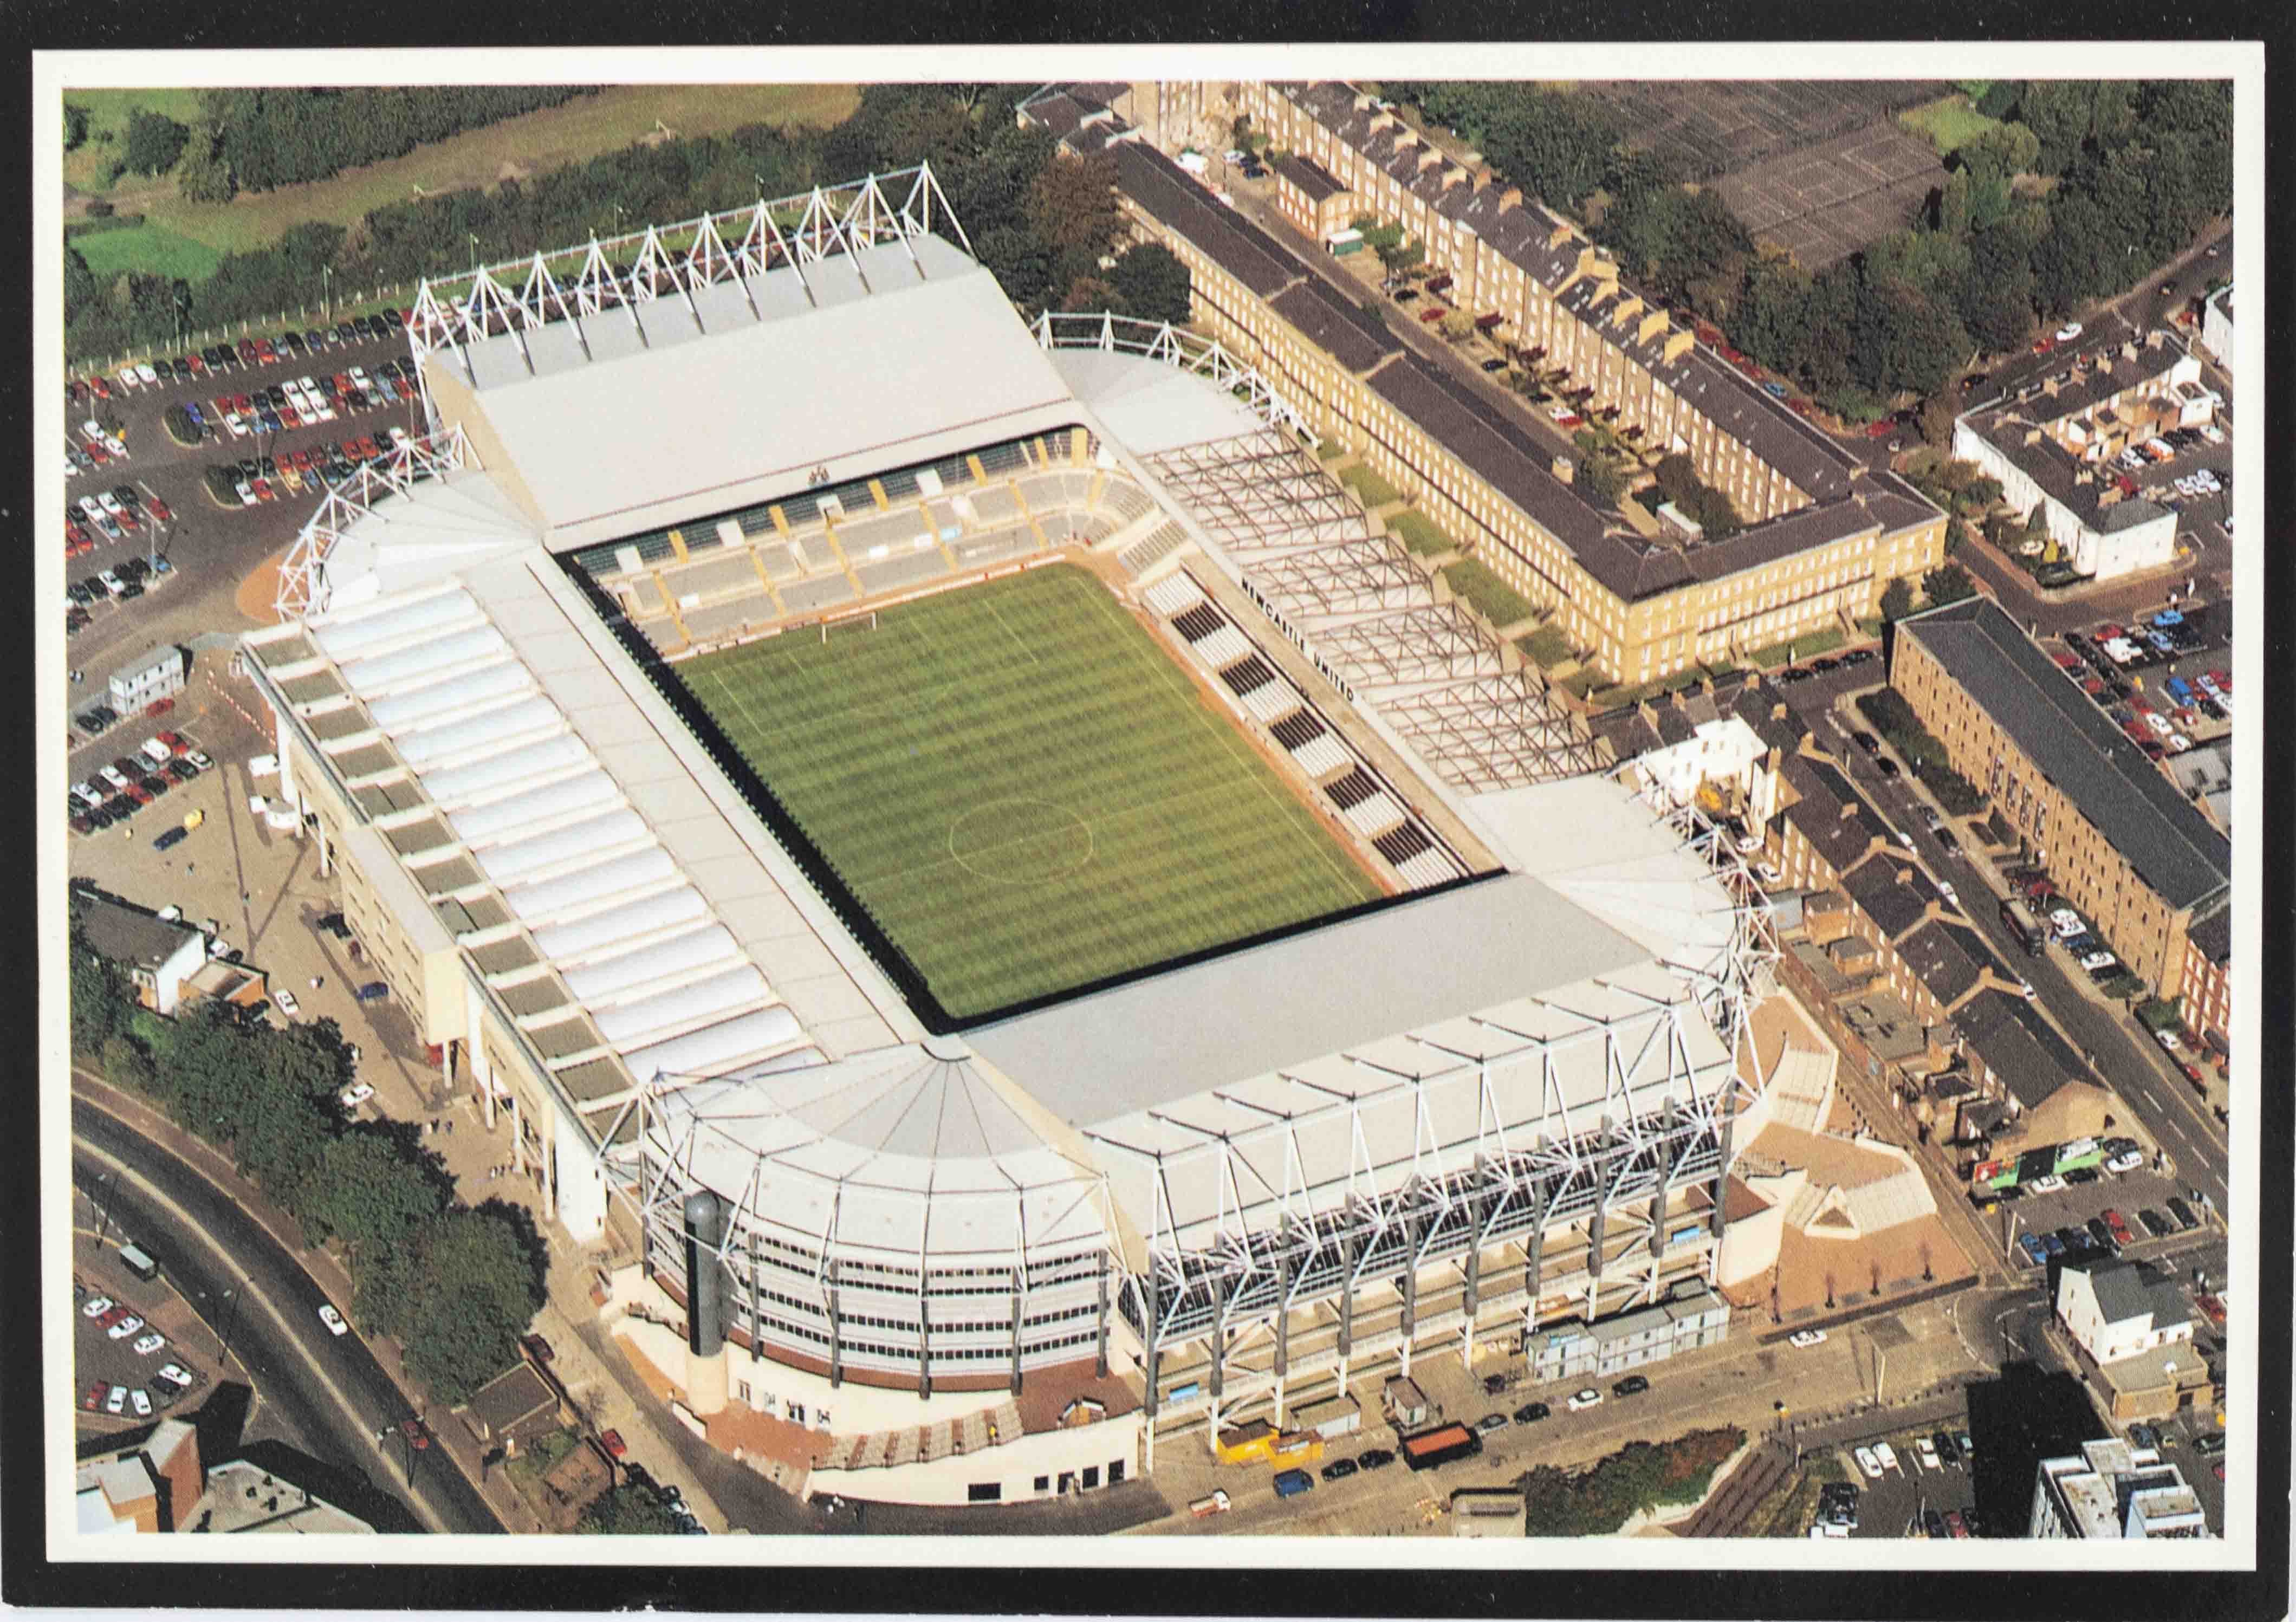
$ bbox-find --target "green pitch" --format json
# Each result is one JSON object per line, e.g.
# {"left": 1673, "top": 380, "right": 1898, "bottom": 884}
{"left": 681, "top": 563, "right": 1383, "bottom": 1019}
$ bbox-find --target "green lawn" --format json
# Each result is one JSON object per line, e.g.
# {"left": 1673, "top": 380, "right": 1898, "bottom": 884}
{"left": 1339, "top": 463, "right": 1403, "bottom": 509}
{"left": 1383, "top": 509, "right": 1455, "bottom": 557}
{"left": 1898, "top": 94, "right": 2002, "bottom": 157}
{"left": 1742, "top": 625, "right": 1846, "bottom": 669}
{"left": 67, "top": 83, "right": 859, "bottom": 274}
{"left": 1442, "top": 557, "right": 1539, "bottom": 628}
{"left": 681, "top": 564, "right": 1382, "bottom": 1020}
{"left": 71, "top": 220, "right": 224, "bottom": 283}
{"left": 63, "top": 88, "right": 210, "bottom": 193}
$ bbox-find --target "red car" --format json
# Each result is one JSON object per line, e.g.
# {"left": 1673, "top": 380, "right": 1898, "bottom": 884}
{"left": 91, "top": 376, "right": 113, "bottom": 400}
{"left": 144, "top": 697, "right": 173, "bottom": 717}
{"left": 2196, "top": 1294, "right": 2227, "bottom": 1327}
{"left": 252, "top": 478, "right": 276, "bottom": 503}
{"left": 156, "top": 730, "right": 184, "bottom": 751}
{"left": 600, "top": 1429, "right": 628, "bottom": 1460}
{"left": 2032, "top": 336, "right": 2057, "bottom": 354}
{"left": 186, "top": 354, "right": 207, "bottom": 375}
{"left": 400, "top": 1418, "right": 430, "bottom": 1451}
{"left": 2104, "top": 1210, "right": 2134, "bottom": 1248}
{"left": 146, "top": 496, "right": 172, "bottom": 522}
{"left": 1418, "top": 306, "right": 1447, "bottom": 323}
{"left": 81, "top": 1380, "right": 108, "bottom": 1412}
{"left": 126, "top": 783, "right": 154, "bottom": 806}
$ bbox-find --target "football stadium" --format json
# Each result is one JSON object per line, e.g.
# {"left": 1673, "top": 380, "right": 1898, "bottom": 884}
{"left": 241, "top": 163, "right": 1778, "bottom": 1506}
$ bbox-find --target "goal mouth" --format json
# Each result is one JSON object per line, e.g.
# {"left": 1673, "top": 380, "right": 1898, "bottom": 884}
{"left": 559, "top": 554, "right": 1431, "bottom": 1031}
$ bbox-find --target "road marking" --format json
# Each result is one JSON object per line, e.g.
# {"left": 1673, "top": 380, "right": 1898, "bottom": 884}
{"left": 74, "top": 1130, "right": 453, "bottom": 1534}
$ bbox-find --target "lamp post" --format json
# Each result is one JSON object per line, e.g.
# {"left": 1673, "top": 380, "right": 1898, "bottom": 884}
{"left": 322, "top": 264, "right": 333, "bottom": 320}
{"left": 89, "top": 1172, "right": 113, "bottom": 1250}
{"left": 468, "top": 234, "right": 480, "bottom": 277}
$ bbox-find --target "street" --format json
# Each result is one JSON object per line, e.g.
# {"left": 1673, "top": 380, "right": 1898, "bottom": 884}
{"left": 72, "top": 1091, "right": 504, "bottom": 1535}
{"left": 1779, "top": 673, "right": 2228, "bottom": 1219}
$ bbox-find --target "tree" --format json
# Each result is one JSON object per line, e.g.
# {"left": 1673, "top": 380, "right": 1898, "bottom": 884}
{"left": 1690, "top": 485, "right": 1743, "bottom": 540}
{"left": 1880, "top": 576, "right": 1917, "bottom": 623}
{"left": 386, "top": 1205, "right": 547, "bottom": 1404}
{"left": 1573, "top": 455, "right": 1628, "bottom": 508}
{"left": 174, "top": 125, "right": 236, "bottom": 204}
{"left": 64, "top": 104, "right": 89, "bottom": 150}
{"left": 577, "top": 1484, "right": 683, "bottom": 1535}
{"left": 1654, "top": 451, "right": 1702, "bottom": 507}
{"left": 1107, "top": 242, "right": 1191, "bottom": 326}
{"left": 1023, "top": 150, "right": 1121, "bottom": 259}
{"left": 2017, "top": 80, "right": 2099, "bottom": 176}
{"left": 69, "top": 912, "right": 126, "bottom": 1054}
{"left": 307, "top": 1131, "right": 449, "bottom": 1259}
{"left": 1924, "top": 561, "right": 1979, "bottom": 608}
{"left": 100, "top": 1034, "right": 153, "bottom": 1096}
{"left": 1917, "top": 393, "right": 1958, "bottom": 450}
{"left": 123, "top": 109, "right": 190, "bottom": 177}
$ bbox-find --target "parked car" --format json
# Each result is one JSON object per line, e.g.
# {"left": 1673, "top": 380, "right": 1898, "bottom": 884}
{"left": 317, "top": 1303, "right": 349, "bottom": 1335}
{"left": 1612, "top": 1374, "right": 1650, "bottom": 1398}
{"left": 1854, "top": 1446, "right": 1883, "bottom": 1480}
{"left": 1356, "top": 1448, "right": 1396, "bottom": 1471}
{"left": 1512, "top": 1401, "right": 1550, "bottom": 1424}
{"left": 1475, "top": 1412, "right": 1510, "bottom": 1434}
{"left": 1566, "top": 1388, "right": 1603, "bottom": 1412}
{"left": 1788, "top": 1329, "right": 1828, "bottom": 1349}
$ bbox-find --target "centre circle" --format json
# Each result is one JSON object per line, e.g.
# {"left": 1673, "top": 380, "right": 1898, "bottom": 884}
{"left": 946, "top": 798, "right": 1095, "bottom": 885}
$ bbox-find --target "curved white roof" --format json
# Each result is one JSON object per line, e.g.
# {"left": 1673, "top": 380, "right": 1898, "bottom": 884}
{"left": 590, "top": 963, "right": 772, "bottom": 1048}
{"left": 310, "top": 586, "right": 484, "bottom": 663}
{"left": 419, "top": 734, "right": 592, "bottom": 807}
{"left": 365, "top": 660, "right": 535, "bottom": 730}
{"left": 560, "top": 923, "right": 741, "bottom": 1004}
{"left": 622, "top": 1004, "right": 806, "bottom": 1080}
{"left": 392, "top": 696, "right": 565, "bottom": 768}
{"left": 472, "top": 809, "right": 652, "bottom": 888}
{"left": 447, "top": 769, "right": 620, "bottom": 849}
{"left": 647, "top": 1045, "right": 1111, "bottom": 1264}
{"left": 528, "top": 886, "right": 709, "bottom": 964}
{"left": 501, "top": 846, "right": 678, "bottom": 923}
{"left": 337, "top": 626, "right": 507, "bottom": 693}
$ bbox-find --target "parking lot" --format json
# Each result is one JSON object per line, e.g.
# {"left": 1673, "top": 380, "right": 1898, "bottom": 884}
{"left": 73, "top": 1191, "right": 229, "bottom": 1435}
{"left": 60, "top": 315, "right": 427, "bottom": 678}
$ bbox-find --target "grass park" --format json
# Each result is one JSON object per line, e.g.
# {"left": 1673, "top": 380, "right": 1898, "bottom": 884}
{"left": 1897, "top": 94, "right": 2003, "bottom": 157}
{"left": 63, "top": 84, "right": 859, "bottom": 275}
{"left": 680, "top": 563, "right": 1382, "bottom": 1020}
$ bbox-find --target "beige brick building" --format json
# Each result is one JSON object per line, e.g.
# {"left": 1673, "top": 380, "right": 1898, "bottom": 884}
{"left": 1892, "top": 599, "right": 2230, "bottom": 1001}
{"left": 1024, "top": 84, "right": 1947, "bottom": 687}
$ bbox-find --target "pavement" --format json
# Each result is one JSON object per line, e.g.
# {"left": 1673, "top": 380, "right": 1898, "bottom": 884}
{"left": 1130, "top": 1286, "right": 1995, "bottom": 1538}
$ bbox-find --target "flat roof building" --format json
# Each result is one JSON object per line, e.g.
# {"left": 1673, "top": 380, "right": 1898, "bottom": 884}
{"left": 2030, "top": 1438, "right": 2209, "bottom": 1539}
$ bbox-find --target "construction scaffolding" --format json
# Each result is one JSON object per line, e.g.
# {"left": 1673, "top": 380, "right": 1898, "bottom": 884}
{"left": 1139, "top": 428, "right": 1608, "bottom": 793}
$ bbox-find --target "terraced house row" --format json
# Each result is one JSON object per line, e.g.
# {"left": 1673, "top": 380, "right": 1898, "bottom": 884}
{"left": 1021, "top": 83, "right": 1948, "bottom": 687}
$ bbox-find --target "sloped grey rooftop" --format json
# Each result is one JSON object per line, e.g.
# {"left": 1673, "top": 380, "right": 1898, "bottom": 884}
{"left": 968, "top": 871, "right": 1651, "bottom": 1127}
{"left": 439, "top": 235, "right": 1085, "bottom": 552}
{"left": 1901, "top": 598, "right": 2229, "bottom": 909}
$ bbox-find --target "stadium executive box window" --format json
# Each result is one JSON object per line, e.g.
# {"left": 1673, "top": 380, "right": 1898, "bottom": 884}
{"left": 968, "top": 1482, "right": 1001, "bottom": 1503}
